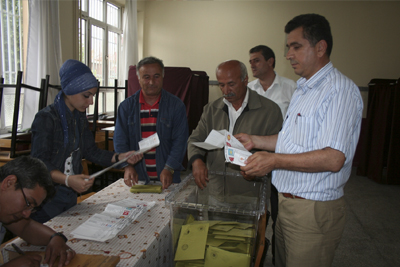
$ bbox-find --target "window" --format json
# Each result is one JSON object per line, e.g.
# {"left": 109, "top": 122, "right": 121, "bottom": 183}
{"left": 79, "top": 0, "right": 124, "bottom": 116}
{"left": 0, "top": 0, "right": 24, "bottom": 129}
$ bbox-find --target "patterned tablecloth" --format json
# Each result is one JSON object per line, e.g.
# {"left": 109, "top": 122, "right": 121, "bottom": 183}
{"left": 2, "top": 179, "right": 175, "bottom": 267}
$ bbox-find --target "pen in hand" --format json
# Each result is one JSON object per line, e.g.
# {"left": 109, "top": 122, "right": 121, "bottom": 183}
{"left": 12, "top": 243, "right": 25, "bottom": 255}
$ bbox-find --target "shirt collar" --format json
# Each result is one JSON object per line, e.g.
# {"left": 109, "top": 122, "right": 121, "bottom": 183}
{"left": 139, "top": 89, "right": 161, "bottom": 106}
{"left": 297, "top": 62, "right": 333, "bottom": 92}
{"left": 223, "top": 88, "right": 249, "bottom": 111}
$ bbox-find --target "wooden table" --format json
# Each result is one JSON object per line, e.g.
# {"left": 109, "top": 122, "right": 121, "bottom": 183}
{"left": 1, "top": 179, "right": 175, "bottom": 267}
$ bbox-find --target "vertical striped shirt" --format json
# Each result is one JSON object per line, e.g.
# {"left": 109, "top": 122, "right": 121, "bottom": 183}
{"left": 273, "top": 62, "right": 363, "bottom": 201}
{"left": 139, "top": 91, "right": 160, "bottom": 180}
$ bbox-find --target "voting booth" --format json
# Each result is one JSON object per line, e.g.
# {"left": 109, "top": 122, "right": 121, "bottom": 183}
{"left": 165, "top": 171, "right": 267, "bottom": 267}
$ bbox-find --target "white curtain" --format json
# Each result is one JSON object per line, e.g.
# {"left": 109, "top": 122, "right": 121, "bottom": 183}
{"left": 0, "top": 24, "right": 4, "bottom": 129}
{"left": 120, "top": 0, "right": 138, "bottom": 83}
{"left": 21, "top": 0, "right": 62, "bottom": 129}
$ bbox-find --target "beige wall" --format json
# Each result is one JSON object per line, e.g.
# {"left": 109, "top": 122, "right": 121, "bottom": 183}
{"left": 59, "top": 0, "right": 78, "bottom": 62}
{"left": 140, "top": 1, "right": 400, "bottom": 88}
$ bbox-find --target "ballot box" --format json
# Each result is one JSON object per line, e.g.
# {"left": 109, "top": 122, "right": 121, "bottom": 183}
{"left": 165, "top": 171, "right": 268, "bottom": 267}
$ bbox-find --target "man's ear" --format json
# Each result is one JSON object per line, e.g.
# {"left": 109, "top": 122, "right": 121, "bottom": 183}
{"left": 267, "top": 57, "right": 275, "bottom": 67}
{"left": 316, "top": 40, "right": 328, "bottom": 58}
{"left": 0, "top": 175, "right": 17, "bottom": 191}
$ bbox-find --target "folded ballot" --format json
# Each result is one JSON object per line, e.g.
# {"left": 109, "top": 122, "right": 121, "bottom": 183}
{"left": 71, "top": 198, "right": 155, "bottom": 242}
{"left": 224, "top": 132, "right": 252, "bottom": 167}
{"left": 192, "top": 130, "right": 227, "bottom": 150}
{"left": 192, "top": 130, "right": 252, "bottom": 166}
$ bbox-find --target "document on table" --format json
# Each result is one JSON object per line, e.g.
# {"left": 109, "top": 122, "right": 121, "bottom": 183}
{"left": 191, "top": 129, "right": 252, "bottom": 166}
{"left": 88, "top": 133, "right": 160, "bottom": 179}
{"left": 71, "top": 198, "right": 155, "bottom": 242}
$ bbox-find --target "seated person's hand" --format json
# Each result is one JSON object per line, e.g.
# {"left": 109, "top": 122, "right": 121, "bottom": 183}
{"left": 44, "top": 236, "right": 75, "bottom": 267}
{"left": 234, "top": 133, "right": 255, "bottom": 151}
{"left": 4, "top": 254, "right": 42, "bottom": 267}
{"left": 160, "top": 169, "right": 173, "bottom": 190}
{"left": 124, "top": 165, "right": 138, "bottom": 187}
{"left": 120, "top": 151, "right": 143, "bottom": 165}
{"left": 192, "top": 159, "right": 208, "bottom": 189}
{"left": 68, "top": 174, "right": 93, "bottom": 193}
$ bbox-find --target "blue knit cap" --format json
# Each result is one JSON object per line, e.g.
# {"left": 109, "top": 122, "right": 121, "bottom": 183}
{"left": 55, "top": 60, "right": 98, "bottom": 147}
{"left": 59, "top": 59, "right": 98, "bottom": 95}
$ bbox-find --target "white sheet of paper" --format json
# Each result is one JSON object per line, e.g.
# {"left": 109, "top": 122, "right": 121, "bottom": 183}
{"left": 192, "top": 129, "right": 227, "bottom": 150}
{"left": 88, "top": 133, "right": 160, "bottom": 179}
{"left": 224, "top": 132, "right": 252, "bottom": 166}
{"left": 139, "top": 132, "right": 160, "bottom": 151}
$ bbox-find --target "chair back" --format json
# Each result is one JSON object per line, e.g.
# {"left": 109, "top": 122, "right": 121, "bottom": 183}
{"left": 0, "top": 71, "right": 45, "bottom": 158}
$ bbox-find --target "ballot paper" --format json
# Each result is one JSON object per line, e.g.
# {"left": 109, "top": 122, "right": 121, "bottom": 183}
{"left": 174, "top": 223, "right": 210, "bottom": 261}
{"left": 224, "top": 132, "right": 252, "bottom": 166}
{"left": 191, "top": 130, "right": 252, "bottom": 166}
{"left": 88, "top": 133, "right": 160, "bottom": 179}
{"left": 71, "top": 198, "right": 155, "bottom": 242}
{"left": 192, "top": 130, "right": 227, "bottom": 150}
{"left": 204, "top": 246, "right": 251, "bottom": 267}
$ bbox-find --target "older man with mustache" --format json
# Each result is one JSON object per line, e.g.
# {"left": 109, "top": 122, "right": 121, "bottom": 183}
{"left": 187, "top": 60, "right": 282, "bottom": 190}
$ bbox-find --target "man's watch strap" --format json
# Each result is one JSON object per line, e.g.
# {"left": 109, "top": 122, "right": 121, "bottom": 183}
{"left": 49, "top": 232, "right": 68, "bottom": 243}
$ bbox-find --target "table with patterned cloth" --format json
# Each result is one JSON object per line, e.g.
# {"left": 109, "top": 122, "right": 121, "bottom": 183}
{"left": 1, "top": 179, "right": 175, "bottom": 267}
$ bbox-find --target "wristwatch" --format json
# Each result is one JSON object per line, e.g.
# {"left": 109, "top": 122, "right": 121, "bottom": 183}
{"left": 164, "top": 166, "right": 174, "bottom": 175}
{"left": 115, "top": 153, "right": 120, "bottom": 162}
{"left": 49, "top": 232, "right": 68, "bottom": 243}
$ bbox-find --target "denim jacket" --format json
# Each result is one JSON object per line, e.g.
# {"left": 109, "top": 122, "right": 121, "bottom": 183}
{"left": 31, "top": 104, "right": 114, "bottom": 175}
{"left": 114, "top": 89, "right": 188, "bottom": 184}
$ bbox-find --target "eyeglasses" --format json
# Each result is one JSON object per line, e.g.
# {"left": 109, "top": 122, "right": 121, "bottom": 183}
{"left": 17, "top": 181, "right": 39, "bottom": 213}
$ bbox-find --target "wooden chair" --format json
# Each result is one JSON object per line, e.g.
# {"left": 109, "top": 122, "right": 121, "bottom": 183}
{"left": 0, "top": 71, "right": 46, "bottom": 164}
{"left": 89, "top": 80, "right": 129, "bottom": 190}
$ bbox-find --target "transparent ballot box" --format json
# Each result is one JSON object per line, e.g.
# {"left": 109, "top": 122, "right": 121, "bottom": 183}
{"left": 165, "top": 171, "right": 268, "bottom": 267}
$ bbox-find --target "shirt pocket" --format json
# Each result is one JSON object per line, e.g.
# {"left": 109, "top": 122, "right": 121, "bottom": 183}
{"left": 291, "top": 115, "right": 316, "bottom": 149}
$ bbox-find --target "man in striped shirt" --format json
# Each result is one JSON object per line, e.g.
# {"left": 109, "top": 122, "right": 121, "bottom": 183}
{"left": 237, "top": 14, "right": 363, "bottom": 267}
{"left": 114, "top": 57, "right": 188, "bottom": 189}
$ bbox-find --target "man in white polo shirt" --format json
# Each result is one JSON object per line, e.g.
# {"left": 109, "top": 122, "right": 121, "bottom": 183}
{"left": 248, "top": 45, "right": 296, "bottom": 119}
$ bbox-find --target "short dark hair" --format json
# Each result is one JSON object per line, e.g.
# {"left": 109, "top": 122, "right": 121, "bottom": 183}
{"left": 136, "top": 56, "right": 165, "bottom": 77}
{"left": 0, "top": 156, "right": 55, "bottom": 201}
{"left": 285, "top": 13, "right": 333, "bottom": 57}
{"left": 249, "top": 45, "right": 276, "bottom": 68}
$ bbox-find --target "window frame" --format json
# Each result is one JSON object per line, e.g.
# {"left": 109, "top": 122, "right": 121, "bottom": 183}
{"left": 1, "top": 0, "right": 25, "bottom": 129}
{"left": 79, "top": 0, "right": 123, "bottom": 116}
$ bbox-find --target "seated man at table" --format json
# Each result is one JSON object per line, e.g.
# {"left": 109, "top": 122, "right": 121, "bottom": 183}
{"left": 187, "top": 60, "right": 282, "bottom": 190}
{"left": 114, "top": 56, "right": 188, "bottom": 189}
{"left": 0, "top": 156, "right": 75, "bottom": 267}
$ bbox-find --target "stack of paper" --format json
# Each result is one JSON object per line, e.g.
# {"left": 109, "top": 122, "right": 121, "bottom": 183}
{"left": 71, "top": 198, "right": 155, "bottom": 242}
